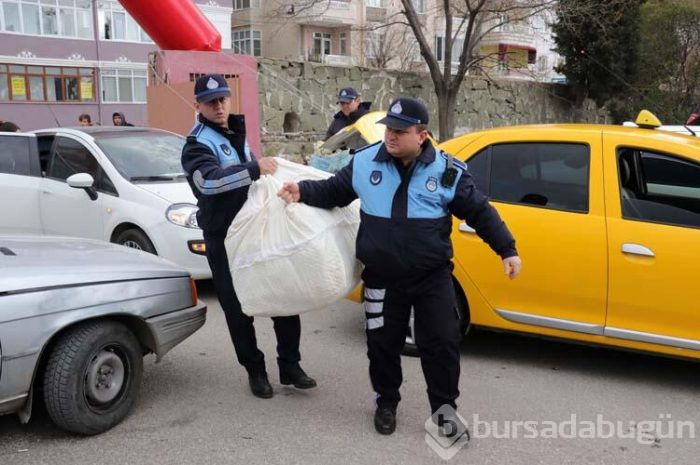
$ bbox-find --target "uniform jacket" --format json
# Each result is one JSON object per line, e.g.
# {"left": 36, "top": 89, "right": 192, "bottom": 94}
{"left": 298, "top": 141, "right": 517, "bottom": 288}
{"left": 324, "top": 102, "right": 372, "bottom": 140}
{"left": 181, "top": 114, "right": 258, "bottom": 238}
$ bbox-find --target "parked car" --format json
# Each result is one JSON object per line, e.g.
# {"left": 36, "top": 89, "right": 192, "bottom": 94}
{"left": 0, "top": 127, "right": 210, "bottom": 279}
{"left": 350, "top": 112, "right": 700, "bottom": 360}
{"left": 0, "top": 235, "right": 207, "bottom": 434}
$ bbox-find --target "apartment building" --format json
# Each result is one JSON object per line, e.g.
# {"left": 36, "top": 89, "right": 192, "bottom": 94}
{"left": 233, "top": 0, "right": 563, "bottom": 80}
{"left": 0, "top": 0, "right": 233, "bottom": 129}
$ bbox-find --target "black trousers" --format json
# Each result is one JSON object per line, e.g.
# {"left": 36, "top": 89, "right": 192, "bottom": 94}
{"left": 205, "top": 237, "right": 301, "bottom": 374}
{"left": 364, "top": 266, "right": 462, "bottom": 414}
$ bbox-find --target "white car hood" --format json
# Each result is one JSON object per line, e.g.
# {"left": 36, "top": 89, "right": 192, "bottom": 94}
{"left": 136, "top": 181, "right": 197, "bottom": 204}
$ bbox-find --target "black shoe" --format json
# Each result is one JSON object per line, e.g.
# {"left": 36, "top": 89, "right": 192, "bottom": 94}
{"left": 374, "top": 407, "right": 396, "bottom": 435}
{"left": 433, "top": 411, "right": 470, "bottom": 441}
{"left": 248, "top": 372, "right": 273, "bottom": 399}
{"left": 279, "top": 365, "right": 317, "bottom": 389}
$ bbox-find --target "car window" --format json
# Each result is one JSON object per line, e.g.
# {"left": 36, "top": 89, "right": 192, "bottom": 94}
{"left": 93, "top": 131, "right": 186, "bottom": 181}
{"left": 463, "top": 147, "right": 489, "bottom": 194}
{"left": 618, "top": 148, "right": 700, "bottom": 228}
{"left": 49, "top": 137, "right": 117, "bottom": 195}
{"left": 486, "top": 143, "right": 590, "bottom": 212}
{"left": 0, "top": 135, "right": 32, "bottom": 176}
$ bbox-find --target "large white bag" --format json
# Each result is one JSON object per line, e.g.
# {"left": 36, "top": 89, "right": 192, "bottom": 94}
{"left": 225, "top": 157, "right": 362, "bottom": 317}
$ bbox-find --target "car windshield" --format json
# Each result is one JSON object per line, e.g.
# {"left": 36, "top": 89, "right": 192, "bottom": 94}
{"left": 93, "top": 131, "right": 186, "bottom": 182}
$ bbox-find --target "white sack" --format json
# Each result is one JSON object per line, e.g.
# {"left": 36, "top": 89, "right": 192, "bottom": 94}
{"left": 225, "top": 157, "right": 362, "bottom": 317}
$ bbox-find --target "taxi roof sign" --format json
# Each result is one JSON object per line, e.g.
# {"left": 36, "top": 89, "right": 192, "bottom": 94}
{"left": 634, "top": 110, "right": 662, "bottom": 129}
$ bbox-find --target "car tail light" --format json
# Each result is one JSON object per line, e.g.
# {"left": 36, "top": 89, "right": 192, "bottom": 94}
{"left": 190, "top": 278, "right": 198, "bottom": 307}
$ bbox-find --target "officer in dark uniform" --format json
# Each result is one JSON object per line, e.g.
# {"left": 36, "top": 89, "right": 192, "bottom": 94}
{"left": 181, "top": 74, "right": 316, "bottom": 399}
{"left": 324, "top": 87, "right": 372, "bottom": 140}
{"left": 279, "top": 97, "right": 522, "bottom": 437}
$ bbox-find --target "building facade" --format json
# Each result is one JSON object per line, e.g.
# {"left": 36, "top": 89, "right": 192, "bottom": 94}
{"left": 0, "top": 0, "right": 233, "bottom": 130}
{"left": 231, "top": 0, "right": 563, "bottom": 82}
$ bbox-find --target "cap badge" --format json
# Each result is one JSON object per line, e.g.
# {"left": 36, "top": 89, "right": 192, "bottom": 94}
{"left": 206, "top": 77, "right": 219, "bottom": 90}
{"left": 341, "top": 90, "right": 347, "bottom": 96}
{"left": 391, "top": 102, "right": 402, "bottom": 114}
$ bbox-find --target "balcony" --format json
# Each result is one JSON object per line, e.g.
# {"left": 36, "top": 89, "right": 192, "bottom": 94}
{"left": 294, "top": 0, "right": 356, "bottom": 27}
{"left": 307, "top": 52, "right": 353, "bottom": 66}
{"left": 365, "top": 6, "right": 387, "bottom": 22}
{"left": 481, "top": 24, "right": 537, "bottom": 49}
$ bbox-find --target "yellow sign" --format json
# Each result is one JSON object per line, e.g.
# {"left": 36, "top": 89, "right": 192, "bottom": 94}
{"left": 80, "top": 81, "right": 93, "bottom": 100}
{"left": 11, "top": 76, "right": 26, "bottom": 97}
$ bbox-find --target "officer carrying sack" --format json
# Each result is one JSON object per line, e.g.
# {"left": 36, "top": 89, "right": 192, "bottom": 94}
{"left": 225, "top": 157, "right": 362, "bottom": 317}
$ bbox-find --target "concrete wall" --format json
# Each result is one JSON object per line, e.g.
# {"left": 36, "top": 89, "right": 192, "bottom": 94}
{"left": 257, "top": 58, "right": 610, "bottom": 158}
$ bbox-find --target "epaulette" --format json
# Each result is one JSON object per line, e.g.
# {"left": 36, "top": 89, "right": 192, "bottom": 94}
{"left": 440, "top": 151, "right": 467, "bottom": 170}
{"left": 188, "top": 122, "right": 205, "bottom": 138}
{"left": 350, "top": 140, "right": 382, "bottom": 155}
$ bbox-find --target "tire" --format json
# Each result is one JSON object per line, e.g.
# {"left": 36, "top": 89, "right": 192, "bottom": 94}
{"left": 114, "top": 228, "right": 156, "bottom": 255}
{"left": 43, "top": 321, "right": 143, "bottom": 435}
{"left": 401, "top": 296, "right": 471, "bottom": 357}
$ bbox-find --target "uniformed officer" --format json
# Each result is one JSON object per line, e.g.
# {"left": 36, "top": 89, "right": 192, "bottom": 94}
{"left": 324, "top": 87, "right": 372, "bottom": 140}
{"left": 279, "top": 97, "right": 522, "bottom": 437}
{"left": 181, "top": 74, "right": 316, "bottom": 399}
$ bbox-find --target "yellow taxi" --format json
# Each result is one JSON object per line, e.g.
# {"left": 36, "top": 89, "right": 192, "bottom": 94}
{"left": 352, "top": 111, "right": 700, "bottom": 360}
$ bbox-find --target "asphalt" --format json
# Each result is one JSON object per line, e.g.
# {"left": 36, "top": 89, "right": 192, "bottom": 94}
{"left": 1, "top": 281, "right": 699, "bottom": 465}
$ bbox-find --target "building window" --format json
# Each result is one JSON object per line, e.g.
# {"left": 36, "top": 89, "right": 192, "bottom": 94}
{"left": 366, "top": 0, "right": 383, "bottom": 7}
{"left": 0, "top": 64, "right": 95, "bottom": 102}
{"left": 233, "top": 0, "right": 260, "bottom": 10}
{"left": 313, "top": 32, "right": 332, "bottom": 56}
{"left": 232, "top": 28, "right": 262, "bottom": 56}
{"left": 0, "top": 0, "right": 92, "bottom": 38}
{"left": 411, "top": 0, "right": 425, "bottom": 13}
{"left": 339, "top": 32, "right": 347, "bottom": 56}
{"left": 99, "top": 0, "right": 151, "bottom": 43}
{"left": 101, "top": 68, "right": 147, "bottom": 103}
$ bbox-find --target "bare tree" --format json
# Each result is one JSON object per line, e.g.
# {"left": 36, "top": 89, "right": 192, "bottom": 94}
{"left": 400, "top": 0, "right": 557, "bottom": 138}
{"left": 362, "top": 23, "right": 423, "bottom": 72}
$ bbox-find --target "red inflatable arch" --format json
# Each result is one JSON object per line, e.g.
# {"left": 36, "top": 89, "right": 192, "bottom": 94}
{"left": 119, "top": 0, "right": 221, "bottom": 52}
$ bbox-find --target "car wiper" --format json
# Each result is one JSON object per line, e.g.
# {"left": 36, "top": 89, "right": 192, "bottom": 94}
{"left": 130, "top": 175, "right": 176, "bottom": 182}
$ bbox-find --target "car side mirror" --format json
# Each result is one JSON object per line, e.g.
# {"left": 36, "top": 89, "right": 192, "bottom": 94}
{"left": 67, "top": 173, "right": 98, "bottom": 201}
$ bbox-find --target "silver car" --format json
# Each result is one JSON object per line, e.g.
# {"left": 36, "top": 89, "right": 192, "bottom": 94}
{"left": 0, "top": 235, "right": 206, "bottom": 435}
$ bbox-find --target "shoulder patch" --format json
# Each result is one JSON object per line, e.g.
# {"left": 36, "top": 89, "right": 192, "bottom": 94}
{"left": 350, "top": 140, "right": 382, "bottom": 155}
{"left": 188, "top": 123, "right": 205, "bottom": 138}
{"left": 441, "top": 152, "right": 467, "bottom": 170}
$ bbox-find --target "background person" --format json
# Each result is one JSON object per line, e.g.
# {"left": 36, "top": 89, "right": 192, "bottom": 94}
{"left": 324, "top": 87, "right": 371, "bottom": 140}
{"left": 112, "top": 112, "right": 134, "bottom": 126}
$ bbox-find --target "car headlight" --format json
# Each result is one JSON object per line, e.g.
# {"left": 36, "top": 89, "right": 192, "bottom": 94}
{"left": 166, "top": 203, "right": 200, "bottom": 229}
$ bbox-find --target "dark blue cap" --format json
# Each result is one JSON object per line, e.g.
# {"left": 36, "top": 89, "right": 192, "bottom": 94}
{"left": 337, "top": 87, "right": 359, "bottom": 103}
{"left": 194, "top": 74, "right": 231, "bottom": 103}
{"left": 378, "top": 97, "right": 429, "bottom": 129}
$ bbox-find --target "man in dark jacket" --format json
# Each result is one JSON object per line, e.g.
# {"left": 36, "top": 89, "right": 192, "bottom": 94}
{"left": 112, "top": 112, "right": 134, "bottom": 126}
{"left": 324, "top": 87, "right": 371, "bottom": 140}
{"left": 181, "top": 74, "right": 316, "bottom": 399}
{"left": 279, "top": 97, "right": 522, "bottom": 438}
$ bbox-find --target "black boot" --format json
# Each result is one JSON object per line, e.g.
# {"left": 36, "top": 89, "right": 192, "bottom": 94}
{"left": 374, "top": 407, "right": 397, "bottom": 435}
{"left": 248, "top": 372, "right": 273, "bottom": 399}
{"left": 279, "top": 364, "right": 317, "bottom": 389}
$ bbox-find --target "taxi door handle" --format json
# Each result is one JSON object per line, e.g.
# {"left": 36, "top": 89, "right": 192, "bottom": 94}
{"left": 459, "top": 222, "right": 476, "bottom": 234}
{"left": 621, "top": 243, "right": 655, "bottom": 258}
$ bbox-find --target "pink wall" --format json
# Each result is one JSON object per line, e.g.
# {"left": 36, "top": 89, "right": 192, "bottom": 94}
{"left": 152, "top": 50, "right": 262, "bottom": 156}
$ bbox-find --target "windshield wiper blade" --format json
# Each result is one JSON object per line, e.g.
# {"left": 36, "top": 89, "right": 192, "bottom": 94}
{"left": 130, "top": 175, "right": 176, "bottom": 182}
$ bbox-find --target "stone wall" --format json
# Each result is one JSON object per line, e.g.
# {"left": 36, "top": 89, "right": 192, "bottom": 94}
{"left": 256, "top": 58, "right": 610, "bottom": 159}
